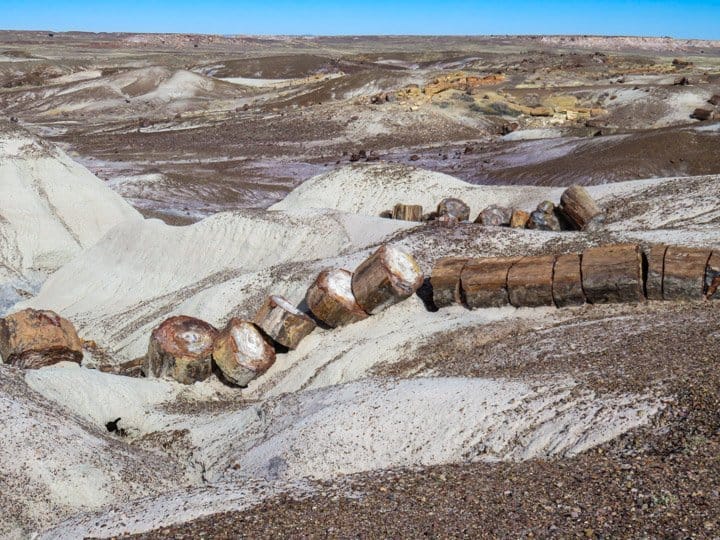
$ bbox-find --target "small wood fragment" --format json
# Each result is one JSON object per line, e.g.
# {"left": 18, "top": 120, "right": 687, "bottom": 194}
{"left": 581, "top": 243, "right": 643, "bottom": 304}
{"left": 392, "top": 204, "right": 423, "bottom": 222}
{"left": 460, "top": 257, "right": 521, "bottom": 309}
{"left": 437, "top": 198, "right": 470, "bottom": 221}
{"left": 306, "top": 269, "right": 369, "bottom": 327}
{"left": 559, "top": 185, "right": 605, "bottom": 231}
{"left": 475, "top": 205, "right": 512, "bottom": 226}
{"left": 552, "top": 253, "right": 585, "bottom": 307}
{"left": 510, "top": 210, "right": 530, "bottom": 229}
{"left": 430, "top": 257, "right": 469, "bottom": 308}
{"left": 644, "top": 244, "right": 667, "bottom": 300}
{"left": 253, "top": 295, "right": 316, "bottom": 350}
{"left": 663, "top": 245, "right": 712, "bottom": 301}
{"left": 213, "top": 318, "right": 276, "bottom": 386}
{"left": 705, "top": 251, "right": 720, "bottom": 300}
{"left": 507, "top": 255, "right": 555, "bottom": 307}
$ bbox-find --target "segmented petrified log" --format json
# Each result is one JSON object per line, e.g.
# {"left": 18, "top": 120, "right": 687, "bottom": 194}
{"left": 510, "top": 209, "right": 530, "bottom": 229}
{"left": 581, "top": 243, "right": 643, "bottom": 304}
{"left": 351, "top": 244, "right": 424, "bottom": 315}
{"left": 559, "top": 185, "right": 605, "bottom": 231}
{"left": 306, "top": 269, "right": 369, "bottom": 327}
{"left": 254, "top": 295, "right": 316, "bottom": 350}
{"left": 437, "top": 198, "right": 470, "bottom": 222}
{"left": 705, "top": 251, "right": 720, "bottom": 300}
{"left": 475, "top": 205, "right": 513, "bottom": 226}
{"left": 662, "top": 246, "right": 712, "bottom": 301}
{"left": 552, "top": 253, "right": 585, "bottom": 307}
{"left": 0, "top": 308, "right": 83, "bottom": 369}
{"left": 430, "top": 257, "right": 469, "bottom": 308}
{"left": 460, "top": 257, "right": 521, "bottom": 309}
{"left": 527, "top": 201, "right": 561, "bottom": 231}
{"left": 507, "top": 255, "right": 555, "bottom": 307}
{"left": 644, "top": 244, "right": 667, "bottom": 301}
{"left": 213, "top": 318, "right": 276, "bottom": 386}
{"left": 392, "top": 204, "right": 423, "bottom": 222}
{"left": 145, "top": 316, "right": 218, "bottom": 384}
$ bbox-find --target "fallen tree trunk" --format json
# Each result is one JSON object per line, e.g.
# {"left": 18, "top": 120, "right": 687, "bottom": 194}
{"left": 392, "top": 204, "right": 423, "bottom": 222}
{"left": 581, "top": 244, "right": 643, "bottom": 304}
{"left": 213, "top": 318, "right": 276, "bottom": 387}
{"left": 644, "top": 244, "right": 667, "bottom": 300}
{"left": 460, "top": 257, "right": 521, "bottom": 309}
{"left": 254, "top": 295, "right": 316, "bottom": 350}
{"left": 507, "top": 255, "right": 555, "bottom": 307}
{"left": 351, "top": 245, "right": 424, "bottom": 315}
{"left": 705, "top": 251, "right": 720, "bottom": 300}
{"left": 430, "top": 257, "right": 468, "bottom": 308}
{"left": 306, "top": 269, "right": 369, "bottom": 327}
{"left": 662, "top": 246, "right": 712, "bottom": 301}
{"left": 144, "top": 315, "right": 218, "bottom": 384}
{"left": 552, "top": 253, "right": 585, "bottom": 307}
{"left": 559, "top": 185, "right": 605, "bottom": 231}
{"left": 0, "top": 308, "right": 83, "bottom": 369}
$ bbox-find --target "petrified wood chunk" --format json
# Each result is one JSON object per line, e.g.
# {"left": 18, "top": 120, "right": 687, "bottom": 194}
{"left": 559, "top": 185, "right": 605, "bottom": 231}
{"left": 552, "top": 253, "right": 585, "bottom": 307}
{"left": 705, "top": 251, "right": 720, "bottom": 300}
{"left": 145, "top": 315, "right": 218, "bottom": 384}
{"left": 581, "top": 243, "right": 643, "bottom": 304}
{"left": 306, "top": 269, "right": 369, "bottom": 327}
{"left": 644, "top": 244, "right": 667, "bottom": 301}
{"left": 0, "top": 308, "right": 83, "bottom": 369}
{"left": 254, "top": 295, "right": 316, "bottom": 350}
{"left": 691, "top": 108, "right": 712, "bottom": 121}
{"left": 510, "top": 209, "right": 530, "bottom": 229}
{"left": 213, "top": 318, "right": 276, "bottom": 386}
{"left": 430, "top": 257, "right": 469, "bottom": 308}
{"left": 527, "top": 201, "right": 561, "bottom": 231}
{"left": 351, "top": 244, "right": 424, "bottom": 314}
{"left": 475, "top": 205, "right": 512, "bottom": 226}
{"left": 437, "top": 197, "right": 470, "bottom": 222}
{"left": 392, "top": 204, "right": 423, "bottom": 222}
{"left": 98, "top": 357, "right": 144, "bottom": 378}
{"left": 662, "top": 245, "right": 712, "bottom": 301}
{"left": 507, "top": 255, "right": 555, "bottom": 308}
{"left": 460, "top": 257, "right": 521, "bottom": 309}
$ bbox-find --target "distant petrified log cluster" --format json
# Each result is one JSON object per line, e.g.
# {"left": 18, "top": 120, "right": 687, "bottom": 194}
{"left": 380, "top": 185, "right": 605, "bottom": 233}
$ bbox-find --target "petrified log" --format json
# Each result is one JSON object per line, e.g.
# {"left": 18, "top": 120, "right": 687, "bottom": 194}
{"left": 351, "top": 245, "right": 424, "bottom": 314}
{"left": 507, "top": 255, "right": 555, "bottom": 307}
{"left": 306, "top": 268, "right": 369, "bottom": 327}
{"left": 705, "top": 251, "right": 720, "bottom": 300}
{"left": 581, "top": 243, "right": 643, "bottom": 304}
{"left": 552, "top": 253, "right": 585, "bottom": 307}
{"left": 460, "top": 257, "right": 521, "bottom": 309}
{"left": 527, "top": 201, "right": 561, "bottom": 231}
{"left": 510, "top": 209, "right": 530, "bottom": 229}
{"left": 475, "top": 205, "right": 512, "bottom": 226}
{"left": 644, "top": 244, "right": 667, "bottom": 300}
{"left": 0, "top": 308, "right": 83, "bottom": 369}
{"left": 98, "top": 357, "right": 144, "bottom": 378}
{"left": 392, "top": 204, "right": 423, "bottom": 222}
{"left": 437, "top": 198, "right": 470, "bottom": 222}
{"left": 662, "top": 246, "right": 712, "bottom": 301}
{"left": 213, "top": 318, "right": 276, "bottom": 386}
{"left": 430, "top": 257, "right": 469, "bottom": 308}
{"left": 559, "top": 185, "right": 605, "bottom": 231}
{"left": 691, "top": 108, "right": 712, "bottom": 121}
{"left": 253, "top": 295, "right": 316, "bottom": 350}
{"left": 145, "top": 316, "right": 218, "bottom": 384}
{"left": 709, "top": 94, "right": 720, "bottom": 106}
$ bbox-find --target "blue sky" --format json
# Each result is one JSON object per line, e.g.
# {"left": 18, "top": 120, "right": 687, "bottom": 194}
{"left": 3, "top": 0, "right": 719, "bottom": 39}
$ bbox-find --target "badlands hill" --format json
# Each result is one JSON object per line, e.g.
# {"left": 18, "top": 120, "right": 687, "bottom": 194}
{"left": 0, "top": 121, "right": 718, "bottom": 536}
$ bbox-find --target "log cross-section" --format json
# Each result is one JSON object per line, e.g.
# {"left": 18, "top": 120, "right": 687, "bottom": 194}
{"left": 581, "top": 244, "right": 643, "bottom": 304}
{"left": 552, "top": 253, "right": 585, "bottom": 307}
{"left": 460, "top": 257, "right": 521, "bottom": 309}
{"left": 430, "top": 257, "right": 468, "bottom": 308}
{"left": 662, "top": 246, "right": 712, "bottom": 301}
{"left": 644, "top": 244, "right": 667, "bottom": 301}
{"left": 253, "top": 295, "right": 316, "bottom": 350}
{"left": 306, "top": 268, "right": 369, "bottom": 327}
{"left": 213, "top": 318, "right": 276, "bottom": 387}
{"left": 560, "top": 185, "right": 605, "bottom": 231}
{"left": 507, "top": 255, "right": 555, "bottom": 307}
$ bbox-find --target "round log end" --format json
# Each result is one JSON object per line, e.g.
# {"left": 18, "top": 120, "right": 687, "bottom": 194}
{"left": 213, "top": 319, "right": 276, "bottom": 387}
{"left": 306, "top": 268, "right": 369, "bottom": 327}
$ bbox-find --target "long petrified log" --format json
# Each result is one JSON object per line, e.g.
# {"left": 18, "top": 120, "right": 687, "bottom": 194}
{"left": 552, "top": 253, "right": 585, "bottom": 307}
{"left": 254, "top": 295, "right": 316, "bottom": 350}
{"left": 0, "top": 308, "right": 83, "bottom": 369}
{"left": 705, "top": 251, "right": 720, "bottom": 300}
{"left": 351, "top": 245, "right": 424, "bottom": 314}
{"left": 644, "top": 244, "right": 667, "bottom": 301}
{"left": 213, "top": 318, "right": 276, "bottom": 386}
{"left": 460, "top": 257, "right": 521, "bottom": 309}
{"left": 662, "top": 246, "right": 712, "bottom": 301}
{"left": 430, "top": 257, "right": 468, "bottom": 308}
{"left": 306, "top": 269, "right": 369, "bottom": 327}
{"left": 559, "top": 185, "right": 605, "bottom": 231}
{"left": 581, "top": 243, "right": 643, "bottom": 304}
{"left": 507, "top": 255, "right": 555, "bottom": 307}
{"left": 145, "top": 315, "right": 218, "bottom": 384}
{"left": 392, "top": 204, "right": 423, "bottom": 222}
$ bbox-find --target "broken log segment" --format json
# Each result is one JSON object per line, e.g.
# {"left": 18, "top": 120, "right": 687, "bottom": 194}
{"left": 144, "top": 315, "right": 218, "bottom": 384}
{"left": 662, "top": 245, "right": 712, "bottom": 301}
{"left": 510, "top": 209, "right": 530, "bottom": 229}
{"left": 351, "top": 244, "right": 424, "bottom": 315}
{"left": 306, "top": 268, "right": 369, "bottom": 327}
{"left": 430, "top": 257, "right": 469, "bottom": 308}
{"left": 460, "top": 257, "right": 521, "bottom": 309}
{"left": 254, "top": 295, "right": 316, "bottom": 350}
{"left": 705, "top": 251, "right": 720, "bottom": 300}
{"left": 0, "top": 308, "right": 83, "bottom": 369}
{"left": 560, "top": 185, "right": 605, "bottom": 231}
{"left": 581, "top": 243, "right": 643, "bottom": 304}
{"left": 552, "top": 253, "right": 585, "bottom": 307}
{"left": 507, "top": 255, "right": 555, "bottom": 308}
{"left": 213, "top": 318, "right": 276, "bottom": 387}
{"left": 437, "top": 198, "right": 470, "bottom": 222}
{"left": 392, "top": 204, "right": 423, "bottom": 222}
{"left": 475, "top": 205, "right": 512, "bottom": 226}
{"left": 644, "top": 244, "right": 667, "bottom": 301}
